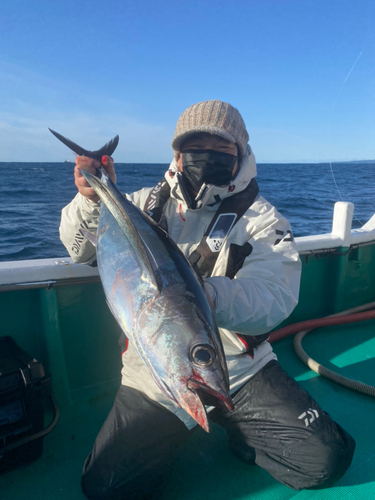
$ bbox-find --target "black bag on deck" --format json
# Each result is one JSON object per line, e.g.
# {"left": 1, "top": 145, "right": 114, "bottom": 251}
{"left": 0, "top": 336, "right": 58, "bottom": 472}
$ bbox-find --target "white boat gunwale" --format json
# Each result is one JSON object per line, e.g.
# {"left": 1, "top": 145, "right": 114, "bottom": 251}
{"left": 0, "top": 201, "right": 374, "bottom": 288}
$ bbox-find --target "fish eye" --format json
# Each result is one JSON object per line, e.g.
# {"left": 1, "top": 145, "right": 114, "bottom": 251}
{"left": 190, "top": 344, "right": 216, "bottom": 367}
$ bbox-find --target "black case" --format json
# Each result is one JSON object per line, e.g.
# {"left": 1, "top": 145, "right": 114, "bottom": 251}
{"left": 0, "top": 336, "right": 51, "bottom": 472}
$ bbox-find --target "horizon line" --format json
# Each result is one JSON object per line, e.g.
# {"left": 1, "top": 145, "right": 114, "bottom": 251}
{"left": 1, "top": 159, "right": 374, "bottom": 165}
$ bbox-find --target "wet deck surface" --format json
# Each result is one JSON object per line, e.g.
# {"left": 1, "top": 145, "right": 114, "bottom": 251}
{"left": 1, "top": 320, "right": 374, "bottom": 500}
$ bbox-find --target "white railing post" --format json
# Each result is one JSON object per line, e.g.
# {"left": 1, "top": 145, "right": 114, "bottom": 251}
{"left": 332, "top": 202, "right": 354, "bottom": 247}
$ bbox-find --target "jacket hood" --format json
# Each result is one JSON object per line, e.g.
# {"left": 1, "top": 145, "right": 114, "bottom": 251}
{"left": 165, "top": 145, "right": 257, "bottom": 210}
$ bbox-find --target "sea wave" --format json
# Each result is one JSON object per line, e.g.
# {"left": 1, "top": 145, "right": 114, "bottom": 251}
{"left": 0, "top": 161, "right": 374, "bottom": 261}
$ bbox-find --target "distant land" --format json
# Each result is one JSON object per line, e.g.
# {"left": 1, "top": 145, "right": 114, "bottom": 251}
{"left": 336, "top": 160, "right": 375, "bottom": 164}
{"left": 259, "top": 160, "right": 375, "bottom": 165}
{"left": 300, "top": 160, "right": 375, "bottom": 165}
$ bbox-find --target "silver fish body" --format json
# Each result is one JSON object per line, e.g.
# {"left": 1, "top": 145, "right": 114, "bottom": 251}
{"left": 80, "top": 168, "right": 234, "bottom": 431}
{"left": 86, "top": 167, "right": 233, "bottom": 431}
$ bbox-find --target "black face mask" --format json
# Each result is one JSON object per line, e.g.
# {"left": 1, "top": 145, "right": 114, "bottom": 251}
{"left": 181, "top": 149, "right": 237, "bottom": 194}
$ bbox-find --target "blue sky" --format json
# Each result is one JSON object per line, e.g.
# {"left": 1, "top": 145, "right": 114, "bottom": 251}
{"left": 1, "top": 0, "right": 374, "bottom": 163}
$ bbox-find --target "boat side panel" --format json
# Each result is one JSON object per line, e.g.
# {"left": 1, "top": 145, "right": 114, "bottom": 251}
{"left": 278, "top": 243, "right": 375, "bottom": 328}
{"left": 1, "top": 241, "right": 375, "bottom": 407}
{"left": 0, "top": 282, "right": 122, "bottom": 408}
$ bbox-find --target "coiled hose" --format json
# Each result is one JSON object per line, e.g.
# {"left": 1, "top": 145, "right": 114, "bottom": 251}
{"left": 269, "top": 301, "right": 375, "bottom": 398}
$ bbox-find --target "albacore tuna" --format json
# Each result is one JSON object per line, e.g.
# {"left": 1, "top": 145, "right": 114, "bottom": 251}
{"left": 50, "top": 130, "right": 234, "bottom": 431}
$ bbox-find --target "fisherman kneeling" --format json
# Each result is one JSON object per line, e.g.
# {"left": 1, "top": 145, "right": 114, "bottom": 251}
{"left": 60, "top": 100, "right": 355, "bottom": 499}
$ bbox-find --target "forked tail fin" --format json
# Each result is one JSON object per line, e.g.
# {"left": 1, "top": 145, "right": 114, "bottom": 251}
{"left": 49, "top": 129, "right": 119, "bottom": 161}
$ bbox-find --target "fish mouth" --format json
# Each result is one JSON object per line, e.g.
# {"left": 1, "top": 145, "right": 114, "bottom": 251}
{"left": 153, "top": 370, "right": 234, "bottom": 433}
{"left": 183, "top": 395, "right": 210, "bottom": 433}
{"left": 176, "top": 378, "right": 234, "bottom": 433}
{"left": 188, "top": 378, "right": 234, "bottom": 412}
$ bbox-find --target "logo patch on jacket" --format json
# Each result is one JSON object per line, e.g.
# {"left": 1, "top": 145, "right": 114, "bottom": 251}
{"left": 206, "top": 213, "right": 237, "bottom": 252}
{"left": 274, "top": 229, "right": 294, "bottom": 246}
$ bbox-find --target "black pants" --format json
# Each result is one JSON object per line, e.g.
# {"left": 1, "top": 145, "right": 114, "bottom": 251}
{"left": 81, "top": 360, "right": 355, "bottom": 499}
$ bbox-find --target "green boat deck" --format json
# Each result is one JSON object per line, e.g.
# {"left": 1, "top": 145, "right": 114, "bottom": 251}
{"left": 1, "top": 318, "right": 374, "bottom": 500}
{"left": 1, "top": 213, "right": 375, "bottom": 499}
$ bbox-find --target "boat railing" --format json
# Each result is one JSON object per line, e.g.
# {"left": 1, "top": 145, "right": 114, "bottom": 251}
{"left": 296, "top": 202, "right": 375, "bottom": 254}
{"left": 0, "top": 202, "right": 374, "bottom": 290}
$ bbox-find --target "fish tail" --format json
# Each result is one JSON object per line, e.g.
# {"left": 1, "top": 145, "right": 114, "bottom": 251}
{"left": 49, "top": 128, "right": 119, "bottom": 161}
{"left": 92, "top": 136, "right": 119, "bottom": 159}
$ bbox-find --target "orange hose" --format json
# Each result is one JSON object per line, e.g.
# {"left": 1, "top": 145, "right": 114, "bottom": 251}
{"left": 269, "top": 309, "right": 375, "bottom": 343}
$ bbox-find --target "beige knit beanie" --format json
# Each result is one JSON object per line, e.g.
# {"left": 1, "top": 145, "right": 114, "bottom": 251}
{"left": 171, "top": 100, "right": 249, "bottom": 158}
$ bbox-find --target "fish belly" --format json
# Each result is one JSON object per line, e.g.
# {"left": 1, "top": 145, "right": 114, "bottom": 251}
{"left": 97, "top": 204, "right": 157, "bottom": 340}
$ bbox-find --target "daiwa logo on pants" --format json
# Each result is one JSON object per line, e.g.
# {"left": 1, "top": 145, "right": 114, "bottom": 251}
{"left": 298, "top": 408, "right": 319, "bottom": 427}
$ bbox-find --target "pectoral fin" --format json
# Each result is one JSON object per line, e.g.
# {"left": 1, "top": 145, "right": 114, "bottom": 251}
{"left": 79, "top": 229, "right": 98, "bottom": 246}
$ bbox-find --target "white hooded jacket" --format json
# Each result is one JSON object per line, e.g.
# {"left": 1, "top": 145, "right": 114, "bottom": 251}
{"left": 59, "top": 147, "right": 301, "bottom": 429}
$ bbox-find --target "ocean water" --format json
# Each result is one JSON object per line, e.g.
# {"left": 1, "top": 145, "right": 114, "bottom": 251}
{"left": 0, "top": 161, "right": 374, "bottom": 262}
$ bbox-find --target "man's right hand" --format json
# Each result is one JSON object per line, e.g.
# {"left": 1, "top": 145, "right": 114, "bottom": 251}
{"left": 74, "top": 155, "right": 117, "bottom": 202}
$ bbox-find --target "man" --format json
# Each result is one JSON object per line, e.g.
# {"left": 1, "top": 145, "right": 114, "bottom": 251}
{"left": 60, "top": 100, "right": 355, "bottom": 499}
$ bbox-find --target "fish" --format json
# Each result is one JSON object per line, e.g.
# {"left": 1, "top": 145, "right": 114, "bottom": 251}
{"left": 50, "top": 130, "right": 234, "bottom": 432}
